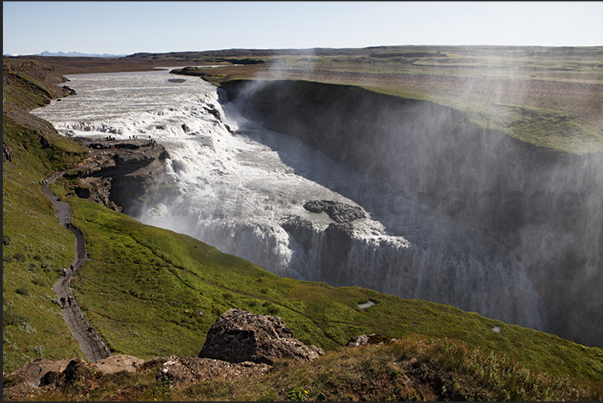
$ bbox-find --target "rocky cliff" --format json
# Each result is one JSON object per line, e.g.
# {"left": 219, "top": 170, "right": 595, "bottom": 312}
{"left": 220, "top": 79, "right": 603, "bottom": 347}
{"left": 65, "top": 137, "right": 170, "bottom": 215}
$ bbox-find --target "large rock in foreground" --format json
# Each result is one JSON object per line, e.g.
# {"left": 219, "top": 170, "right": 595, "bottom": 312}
{"left": 199, "top": 309, "right": 324, "bottom": 365}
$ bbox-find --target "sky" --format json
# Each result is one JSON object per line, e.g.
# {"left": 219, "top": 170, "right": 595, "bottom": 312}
{"left": 3, "top": 1, "right": 603, "bottom": 56}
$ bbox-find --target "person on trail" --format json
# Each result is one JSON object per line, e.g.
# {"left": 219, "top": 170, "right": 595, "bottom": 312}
{"left": 62, "top": 268, "right": 67, "bottom": 277}
{"left": 60, "top": 297, "right": 66, "bottom": 308}
{"left": 68, "top": 295, "right": 73, "bottom": 307}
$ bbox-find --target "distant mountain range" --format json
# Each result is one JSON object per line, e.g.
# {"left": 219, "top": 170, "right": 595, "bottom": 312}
{"left": 35, "top": 51, "right": 126, "bottom": 58}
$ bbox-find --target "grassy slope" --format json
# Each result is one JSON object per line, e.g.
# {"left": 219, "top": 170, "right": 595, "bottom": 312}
{"left": 3, "top": 70, "right": 90, "bottom": 372}
{"left": 42, "top": 184, "right": 603, "bottom": 390}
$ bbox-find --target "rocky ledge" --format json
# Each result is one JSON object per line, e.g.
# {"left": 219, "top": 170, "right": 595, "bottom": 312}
{"left": 303, "top": 199, "right": 367, "bottom": 224}
{"left": 66, "top": 137, "right": 172, "bottom": 214}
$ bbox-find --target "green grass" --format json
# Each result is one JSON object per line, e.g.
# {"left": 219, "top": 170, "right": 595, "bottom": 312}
{"left": 2, "top": 120, "right": 89, "bottom": 373}
{"left": 3, "top": 67, "right": 91, "bottom": 372}
{"left": 39, "top": 190, "right": 602, "bottom": 389}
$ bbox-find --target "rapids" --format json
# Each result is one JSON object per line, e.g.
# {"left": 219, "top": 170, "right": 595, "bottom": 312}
{"left": 32, "top": 69, "right": 548, "bottom": 331}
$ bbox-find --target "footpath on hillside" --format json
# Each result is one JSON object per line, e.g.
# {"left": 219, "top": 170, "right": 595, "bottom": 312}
{"left": 41, "top": 170, "right": 112, "bottom": 362}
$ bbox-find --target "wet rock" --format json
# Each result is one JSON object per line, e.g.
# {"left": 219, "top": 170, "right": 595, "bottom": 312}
{"left": 72, "top": 138, "right": 172, "bottom": 216}
{"left": 303, "top": 200, "right": 367, "bottom": 224}
{"left": 204, "top": 105, "right": 222, "bottom": 120}
{"left": 280, "top": 215, "right": 315, "bottom": 251}
{"left": 61, "top": 85, "right": 77, "bottom": 95}
{"left": 319, "top": 222, "right": 354, "bottom": 284}
{"left": 199, "top": 309, "right": 324, "bottom": 365}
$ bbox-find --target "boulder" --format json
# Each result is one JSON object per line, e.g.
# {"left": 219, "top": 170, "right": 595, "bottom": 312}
{"left": 303, "top": 200, "right": 367, "bottom": 224}
{"left": 199, "top": 309, "right": 324, "bottom": 365}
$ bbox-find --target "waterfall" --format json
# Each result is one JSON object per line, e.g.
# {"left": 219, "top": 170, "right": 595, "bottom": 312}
{"left": 31, "top": 69, "right": 548, "bottom": 332}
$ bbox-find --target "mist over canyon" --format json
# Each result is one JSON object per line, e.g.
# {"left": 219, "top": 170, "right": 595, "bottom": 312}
{"left": 32, "top": 68, "right": 602, "bottom": 347}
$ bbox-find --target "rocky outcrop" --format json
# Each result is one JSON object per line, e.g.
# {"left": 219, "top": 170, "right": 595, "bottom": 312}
{"left": 3, "top": 141, "right": 14, "bottom": 162}
{"left": 2, "top": 356, "right": 134, "bottom": 400}
{"left": 156, "top": 356, "right": 270, "bottom": 386}
{"left": 68, "top": 138, "right": 171, "bottom": 215}
{"left": 199, "top": 309, "right": 325, "bottom": 365}
{"left": 280, "top": 215, "right": 315, "bottom": 251}
{"left": 281, "top": 201, "right": 366, "bottom": 258}
{"left": 303, "top": 200, "right": 367, "bottom": 224}
{"left": 61, "top": 85, "right": 77, "bottom": 96}
{"left": 3, "top": 358, "right": 73, "bottom": 389}
{"left": 319, "top": 222, "right": 355, "bottom": 284}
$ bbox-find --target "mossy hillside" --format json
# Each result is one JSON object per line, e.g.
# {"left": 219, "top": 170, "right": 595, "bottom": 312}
{"left": 44, "top": 185, "right": 603, "bottom": 387}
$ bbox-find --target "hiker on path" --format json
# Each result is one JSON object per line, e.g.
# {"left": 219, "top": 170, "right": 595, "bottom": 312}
{"left": 60, "top": 297, "right": 66, "bottom": 308}
{"left": 68, "top": 295, "right": 73, "bottom": 307}
{"left": 62, "top": 268, "right": 67, "bottom": 277}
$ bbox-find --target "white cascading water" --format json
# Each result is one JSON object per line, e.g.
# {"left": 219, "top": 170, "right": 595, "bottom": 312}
{"left": 32, "top": 69, "right": 548, "bottom": 331}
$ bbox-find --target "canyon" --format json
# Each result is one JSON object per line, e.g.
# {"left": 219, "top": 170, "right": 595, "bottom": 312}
{"left": 219, "top": 79, "right": 603, "bottom": 347}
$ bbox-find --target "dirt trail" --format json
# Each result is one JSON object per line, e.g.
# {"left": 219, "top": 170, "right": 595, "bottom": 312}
{"left": 41, "top": 171, "right": 111, "bottom": 362}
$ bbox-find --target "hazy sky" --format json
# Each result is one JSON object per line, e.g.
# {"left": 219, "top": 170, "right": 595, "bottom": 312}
{"left": 3, "top": 1, "right": 602, "bottom": 55}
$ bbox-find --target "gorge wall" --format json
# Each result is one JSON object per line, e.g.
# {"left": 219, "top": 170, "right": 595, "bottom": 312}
{"left": 220, "top": 79, "right": 603, "bottom": 346}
